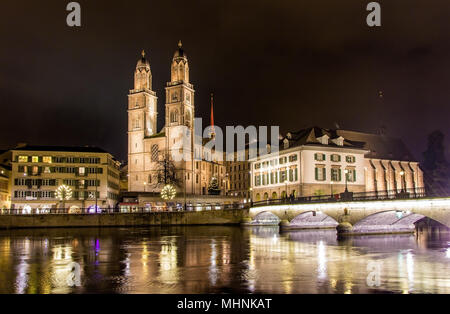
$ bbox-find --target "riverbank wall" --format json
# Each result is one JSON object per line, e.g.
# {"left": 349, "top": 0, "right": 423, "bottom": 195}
{"left": 0, "top": 209, "right": 250, "bottom": 230}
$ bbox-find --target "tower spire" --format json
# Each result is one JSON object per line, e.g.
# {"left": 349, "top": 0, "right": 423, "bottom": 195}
{"left": 141, "top": 49, "right": 145, "bottom": 58}
{"left": 178, "top": 40, "right": 182, "bottom": 48}
{"left": 210, "top": 93, "right": 215, "bottom": 138}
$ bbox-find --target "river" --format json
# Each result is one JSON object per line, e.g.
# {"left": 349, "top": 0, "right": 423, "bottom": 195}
{"left": 0, "top": 226, "right": 449, "bottom": 294}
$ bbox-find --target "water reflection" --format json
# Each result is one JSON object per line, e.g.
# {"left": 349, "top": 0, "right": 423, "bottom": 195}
{"left": 0, "top": 226, "right": 448, "bottom": 294}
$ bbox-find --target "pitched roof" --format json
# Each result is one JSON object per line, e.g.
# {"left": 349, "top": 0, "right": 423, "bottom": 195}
{"left": 280, "top": 126, "right": 416, "bottom": 161}
{"left": 336, "top": 129, "right": 415, "bottom": 161}
{"left": 281, "top": 126, "right": 366, "bottom": 150}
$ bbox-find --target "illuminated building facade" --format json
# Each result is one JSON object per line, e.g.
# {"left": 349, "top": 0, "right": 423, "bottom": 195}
{"left": 250, "top": 127, "right": 424, "bottom": 201}
{"left": 5, "top": 145, "right": 120, "bottom": 212}
{"left": 226, "top": 149, "right": 251, "bottom": 200}
{"left": 0, "top": 156, "right": 11, "bottom": 210}
{"left": 127, "top": 41, "right": 228, "bottom": 195}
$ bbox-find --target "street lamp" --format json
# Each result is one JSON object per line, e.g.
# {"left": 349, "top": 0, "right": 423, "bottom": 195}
{"left": 330, "top": 181, "right": 334, "bottom": 197}
{"left": 344, "top": 169, "right": 349, "bottom": 192}
{"left": 143, "top": 181, "right": 147, "bottom": 192}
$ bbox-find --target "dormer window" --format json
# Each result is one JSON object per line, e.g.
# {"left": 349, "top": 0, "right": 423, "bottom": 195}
{"left": 332, "top": 136, "right": 344, "bottom": 146}
{"left": 317, "top": 135, "right": 329, "bottom": 145}
{"left": 286, "top": 132, "right": 292, "bottom": 139}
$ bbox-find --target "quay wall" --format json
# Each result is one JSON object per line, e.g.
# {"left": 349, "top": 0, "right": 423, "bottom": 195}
{"left": 0, "top": 209, "right": 250, "bottom": 230}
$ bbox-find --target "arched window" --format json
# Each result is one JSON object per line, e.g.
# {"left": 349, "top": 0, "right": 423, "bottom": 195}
{"left": 170, "top": 109, "right": 179, "bottom": 123}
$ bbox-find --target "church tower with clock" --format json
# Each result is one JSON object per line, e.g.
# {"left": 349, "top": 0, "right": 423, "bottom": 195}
{"left": 127, "top": 41, "right": 228, "bottom": 195}
{"left": 165, "top": 40, "right": 195, "bottom": 159}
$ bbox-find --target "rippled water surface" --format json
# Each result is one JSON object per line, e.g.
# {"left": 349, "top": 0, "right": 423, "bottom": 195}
{"left": 0, "top": 226, "right": 449, "bottom": 294}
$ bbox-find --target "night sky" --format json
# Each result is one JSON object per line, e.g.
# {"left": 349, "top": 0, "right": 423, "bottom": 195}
{"left": 1, "top": 0, "right": 450, "bottom": 162}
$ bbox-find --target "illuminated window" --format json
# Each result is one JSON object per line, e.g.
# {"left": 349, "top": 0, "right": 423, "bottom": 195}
{"left": 32, "top": 156, "right": 39, "bottom": 163}
{"left": 331, "top": 168, "right": 341, "bottom": 181}
{"left": 18, "top": 156, "right": 28, "bottom": 162}
{"left": 79, "top": 167, "right": 85, "bottom": 175}
{"left": 43, "top": 156, "right": 52, "bottom": 163}
{"left": 315, "top": 166, "right": 326, "bottom": 181}
{"left": 331, "top": 154, "right": 341, "bottom": 162}
{"left": 44, "top": 167, "right": 51, "bottom": 174}
{"left": 346, "top": 168, "right": 356, "bottom": 182}
{"left": 314, "top": 153, "right": 326, "bottom": 161}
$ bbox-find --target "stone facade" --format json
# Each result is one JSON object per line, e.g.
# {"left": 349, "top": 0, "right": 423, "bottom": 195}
{"left": 127, "top": 42, "right": 228, "bottom": 195}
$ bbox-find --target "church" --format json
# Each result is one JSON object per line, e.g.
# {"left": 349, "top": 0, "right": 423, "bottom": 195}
{"left": 127, "top": 41, "right": 228, "bottom": 195}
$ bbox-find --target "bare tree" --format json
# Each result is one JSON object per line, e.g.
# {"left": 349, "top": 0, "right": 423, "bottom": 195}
{"left": 152, "top": 153, "right": 182, "bottom": 188}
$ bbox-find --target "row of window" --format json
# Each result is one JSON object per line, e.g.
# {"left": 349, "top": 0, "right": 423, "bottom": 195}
{"left": 315, "top": 167, "right": 357, "bottom": 182}
{"left": 15, "top": 178, "right": 57, "bottom": 186}
{"left": 17, "top": 156, "right": 101, "bottom": 164}
{"left": 254, "top": 154, "right": 298, "bottom": 170}
{"left": 314, "top": 153, "right": 356, "bottom": 163}
{"left": 18, "top": 166, "right": 103, "bottom": 176}
{"left": 14, "top": 191, "right": 55, "bottom": 198}
{"left": 228, "top": 163, "right": 249, "bottom": 172}
{"left": 254, "top": 167, "right": 299, "bottom": 186}
{"left": 230, "top": 173, "right": 248, "bottom": 181}
{"left": 14, "top": 178, "right": 101, "bottom": 187}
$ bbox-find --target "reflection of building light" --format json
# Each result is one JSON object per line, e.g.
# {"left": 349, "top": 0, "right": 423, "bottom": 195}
{"left": 159, "top": 240, "right": 178, "bottom": 284}
{"left": 15, "top": 239, "right": 31, "bottom": 294}
{"left": 446, "top": 248, "right": 450, "bottom": 258}
{"left": 406, "top": 252, "right": 414, "bottom": 290}
{"left": 209, "top": 240, "right": 218, "bottom": 286}
{"left": 317, "top": 241, "right": 327, "bottom": 280}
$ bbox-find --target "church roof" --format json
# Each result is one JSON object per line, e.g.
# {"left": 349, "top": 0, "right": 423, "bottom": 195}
{"left": 336, "top": 129, "right": 415, "bottom": 161}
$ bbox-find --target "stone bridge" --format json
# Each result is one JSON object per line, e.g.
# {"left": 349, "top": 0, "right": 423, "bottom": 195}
{"left": 248, "top": 198, "right": 450, "bottom": 235}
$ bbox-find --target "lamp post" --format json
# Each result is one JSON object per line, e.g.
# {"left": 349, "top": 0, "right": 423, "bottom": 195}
{"left": 344, "top": 169, "right": 349, "bottom": 193}
{"left": 330, "top": 181, "right": 334, "bottom": 198}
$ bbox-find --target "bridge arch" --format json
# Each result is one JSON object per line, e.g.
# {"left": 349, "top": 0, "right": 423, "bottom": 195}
{"left": 251, "top": 211, "right": 281, "bottom": 225}
{"left": 287, "top": 211, "right": 338, "bottom": 229}
{"left": 351, "top": 210, "right": 425, "bottom": 234}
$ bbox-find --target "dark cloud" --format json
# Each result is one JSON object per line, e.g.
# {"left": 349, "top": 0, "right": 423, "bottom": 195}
{"left": 1, "top": 0, "right": 450, "bottom": 161}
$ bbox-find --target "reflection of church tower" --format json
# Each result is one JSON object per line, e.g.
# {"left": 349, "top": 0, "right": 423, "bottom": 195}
{"left": 128, "top": 50, "right": 158, "bottom": 191}
{"left": 165, "top": 41, "right": 195, "bottom": 154}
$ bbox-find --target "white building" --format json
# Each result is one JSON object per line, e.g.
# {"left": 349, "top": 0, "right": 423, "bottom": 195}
{"left": 250, "top": 127, "right": 424, "bottom": 201}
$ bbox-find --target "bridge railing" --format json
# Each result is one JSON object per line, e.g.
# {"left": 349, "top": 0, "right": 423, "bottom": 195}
{"left": 251, "top": 187, "right": 428, "bottom": 207}
{"left": 0, "top": 203, "right": 249, "bottom": 216}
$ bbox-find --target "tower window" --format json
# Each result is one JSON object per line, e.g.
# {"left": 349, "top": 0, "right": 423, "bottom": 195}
{"left": 170, "top": 109, "right": 179, "bottom": 123}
